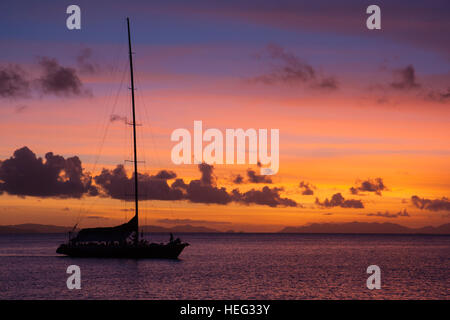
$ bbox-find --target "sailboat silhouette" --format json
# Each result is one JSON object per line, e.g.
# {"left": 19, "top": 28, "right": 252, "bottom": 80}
{"left": 56, "top": 18, "right": 189, "bottom": 259}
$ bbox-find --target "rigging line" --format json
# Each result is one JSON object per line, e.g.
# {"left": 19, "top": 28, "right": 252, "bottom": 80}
{"left": 134, "top": 70, "right": 163, "bottom": 168}
{"left": 134, "top": 73, "right": 155, "bottom": 210}
{"left": 76, "top": 58, "right": 129, "bottom": 226}
{"left": 79, "top": 60, "right": 127, "bottom": 211}
{"left": 122, "top": 87, "right": 130, "bottom": 223}
{"left": 132, "top": 68, "right": 153, "bottom": 224}
{"left": 136, "top": 99, "right": 150, "bottom": 228}
{"left": 134, "top": 70, "right": 177, "bottom": 220}
{"left": 73, "top": 43, "right": 124, "bottom": 195}
{"left": 118, "top": 43, "right": 139, "bottom": 224}
{"left": 73, "top": 43, "right": 127, "bottom": 226}
{"left": 121, "top": 86, "right": 133, "bottom": 223}
{"left": 77, "top": 32, "right": 129, "bottom": 227}
{"left": 135, "top": 96, "right": 145, "bottom": 216}
{"left": 91, "top": 58, "right": 129, "bottom": 175}
{"left": 91, "top": 44, "right": 126, "bottom": 151}
{"left": 128, "top": 71, "right": 149, "bottom": 226}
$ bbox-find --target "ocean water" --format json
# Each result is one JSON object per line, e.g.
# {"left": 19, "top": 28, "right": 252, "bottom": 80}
{"left": 0, "top": 233, "right": 448, "bottom": 300}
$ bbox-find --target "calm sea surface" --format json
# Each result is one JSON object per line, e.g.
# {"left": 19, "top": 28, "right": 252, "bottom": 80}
{"left": 0, "top": 233, "right": 448, "bottom": 299}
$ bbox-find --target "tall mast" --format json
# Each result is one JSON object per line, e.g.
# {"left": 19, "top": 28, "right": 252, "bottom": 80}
{"left": 127, "top": 17, "right": 139, "bottom": 245}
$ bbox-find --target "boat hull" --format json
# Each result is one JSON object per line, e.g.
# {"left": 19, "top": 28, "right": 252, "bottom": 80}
{"left": 56, "top": 242, "right": 189, "bottom": 259}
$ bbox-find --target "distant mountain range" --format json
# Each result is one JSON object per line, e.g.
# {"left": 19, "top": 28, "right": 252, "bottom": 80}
{"left": 0, "top": 224, "right": 73, "bottom": 234}
{"left": 141, "top": 224, "right": 220, "bottom": 233}
{"left": 0, "top": 222, "right": 449, "bottom": 234}
{"left": 0, "top": 223, "right": 220, "bottom": 234}
{"left": 279, "top": 222, "right": 450, "bottom": 234}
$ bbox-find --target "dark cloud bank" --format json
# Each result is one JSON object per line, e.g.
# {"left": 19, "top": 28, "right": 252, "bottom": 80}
{"left": 250, "top": 43, "right": 338, "bottom": 90}
{"left": 36, "top": 57, "right": 90, "bottom": 97}
{"left": 411, "top": 195, "right": 450, "bottom": 212}
{"left": 391, "top": 65, "right": 420, "bottom": 90}
{"left": 426, "top": 87, "right": 450, "bottom": 103}
{"left": 299, "top": 181, "right": 315, "bottom": 195}
{"left": 5, "top": 148, "right": 449, "bottom": 215}
{"left": 382, "top": 64, "right": 449, "bottom": 104}
{"left": 315, "top": 193, "right": 364, "bottom": 209}
{"left": 0, "top": 64, "right": 30, "bottom": 98}
{"left": 0, "top": 147, "right": 298, "bottom": 208}
{"left": 0, "top": 49, "right": 95, "bottom": 101}
{"left": 76, "top": 48, "right": 99, "bottom": 74}
{"left": 350, "top": 178, "right": 387, "bottom": 196}
{"left": 0, "top": 147, "right": 97, "bottom": 198}
{"left": 367, "top": 209, "right": 409, "bottom": 218}
{"left": 232, "top": 168, "right": 272, "bottom": 184}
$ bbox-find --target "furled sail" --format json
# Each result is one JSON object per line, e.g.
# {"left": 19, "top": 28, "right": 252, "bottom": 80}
{"left": 72, "top": 215, "right": 137, "bottom": 242}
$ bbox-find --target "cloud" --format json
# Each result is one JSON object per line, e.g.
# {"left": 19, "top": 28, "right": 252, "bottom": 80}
{"left": 0, "top": 64, "right": 30, "bottom": 98}
{"left": 299, "top": 181, "right": 315, "bottom": 195}
{"left": 185, "top": 179, "right": 232, "bottom": 204}
{"left": 110, "top": 114, "right": 127, "bottom": 123}
{"left": 94, "top": 163, "right": 231, "bottom": 205}
{"left": 411, "top": 195, "right": 450, "bottom": 212}
{"left": 367, "top": 209, "right": 409, "bottom": 218}
{"left": 391, "top": 65, "right": 420, "bottom": 90}
{"left": 426, "top": 87, "right": 450, "bottom": 103}
{"left": 36, "top": 57, "right": 91, "bottom": 96}
{"left": 370, "top": 64, "right": 448, "bottom": 104}
{"left": 14, "top": 105, "right": 28, "bottom": 113}
{"left": 232, "top": 174, "right": 244, "bottom": 184}
{"left": 171, "top": 178, "right": 188, "bottom": 190}
{"left": 232, "top": 186, "right": 298, "bottom": 207}
{"left": 316, "top": 193, "right": 364, "bottom": 208}
{"left": 231, "top": 168, "right": 273, "bottom": 184}
{"left": 172, "top": 163, "right": 232, "bottom": 204}
{"left": 175, "top": 164, "right": 297, "bottom": 207}
{"left": 94, "top": 165, "right": 183, "bottom": 201}
{"left": 247, "top": 169, "right": 272, "bottom": 183}
{"left": 350, "top": 178, "right": 387, "bottom": 196}
{"left": 250, "top": 43, "right": 338, "bottom": 90}
{"left": 173, "top": 163, "right": 297, "bottom": 207}
{"left": 314, "top": 77, "right": 339, "bottom": 90}
{"left": 0, "top": 146, "right": 97, "bottom": 198}
{"left": 254, "top": 43, "right": 315, "bottom": 83}
{"left": 153, "top": 170, "right": 177, "bottom": 180}
{"left": 198, "top": 162, "right": 216, "bottom": 186}
{"left": 1, "top": 148, "right": 298, "bottom": 208}
{"left": 76, "top": 48, "right": 99, "bottom": 74}
{"left": 1, "top": 57, "right": 93, "bottom": 100}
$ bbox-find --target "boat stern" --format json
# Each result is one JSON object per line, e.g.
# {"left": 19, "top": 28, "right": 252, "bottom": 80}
{"left": 56, "top": 243, "right": 68, "bottom": 255}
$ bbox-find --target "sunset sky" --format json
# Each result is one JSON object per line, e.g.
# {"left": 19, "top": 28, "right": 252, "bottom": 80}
{"left": 0, "top": 0, "right": 449, "bottom": 232}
